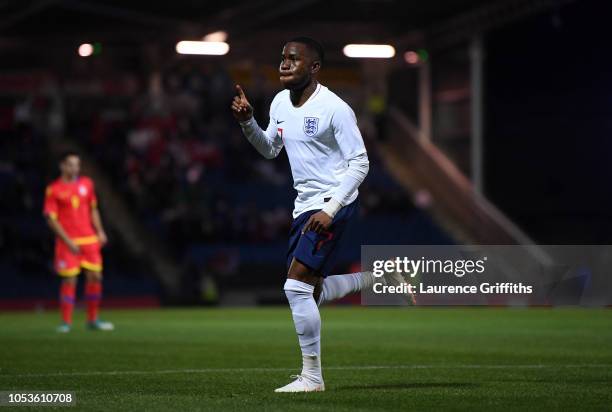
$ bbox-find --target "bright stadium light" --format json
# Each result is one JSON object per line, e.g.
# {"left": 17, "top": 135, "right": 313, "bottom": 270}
{"left": 78, "top": 43, "right": 94, "bottom": 57}
{"left": 176, "top": 41, "right": 229, "bottom": 56}
{"left": 342, "top": 44, "right": 395, "bottom": 58}
{"left": 203, "top": 31, "right": 228, "bottom": 42}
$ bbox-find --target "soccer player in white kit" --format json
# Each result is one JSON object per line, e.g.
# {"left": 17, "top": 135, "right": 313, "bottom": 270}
{"left": 231, "top": 37, "right": 378, "bottom": 392}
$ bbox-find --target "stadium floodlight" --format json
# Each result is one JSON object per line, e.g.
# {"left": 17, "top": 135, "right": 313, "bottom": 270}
{"left": 342, "top": 44, "right": 395, "bottom": 58}
{"left": 78, "top": 43, "right": 94, "bottom": 57}
{"left": 176, "top": 41, "right": 229, "bottom": 55}
{"left": 203, "top": 31, "right": 228, "bottom": 42}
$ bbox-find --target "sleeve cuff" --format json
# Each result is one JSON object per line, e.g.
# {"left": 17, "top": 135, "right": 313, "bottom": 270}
{"left": 322, "top": 198, "right": 342, "bottom": 219}
{"left": 239, "top": 117, "right": 255, "bottom": 127}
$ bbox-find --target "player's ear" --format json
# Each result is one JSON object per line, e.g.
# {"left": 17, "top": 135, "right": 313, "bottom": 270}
{"left": 311, "top": 60, "right": 321, "bottom": 75}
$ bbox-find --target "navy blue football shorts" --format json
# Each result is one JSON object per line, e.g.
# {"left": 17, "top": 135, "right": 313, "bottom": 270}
{"left": 286, "top": 198, "right": 359, "bottom": 278}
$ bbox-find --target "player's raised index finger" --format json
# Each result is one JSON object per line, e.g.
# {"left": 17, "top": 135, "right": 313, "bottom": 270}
{"left": 235, "top": 84, "right": 246, "bottom": 99}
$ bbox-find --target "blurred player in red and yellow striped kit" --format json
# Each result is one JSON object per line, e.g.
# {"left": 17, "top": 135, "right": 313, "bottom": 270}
{"left": 43, "top": 151, "right": 113, "bottom": 333}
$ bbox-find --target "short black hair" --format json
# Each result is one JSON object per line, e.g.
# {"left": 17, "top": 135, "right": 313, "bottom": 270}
{"left": 288, "top": 36, "right": 324, "bottom": 65}
{"left": 58, "top": 150, "right": 79, "bottom": 163}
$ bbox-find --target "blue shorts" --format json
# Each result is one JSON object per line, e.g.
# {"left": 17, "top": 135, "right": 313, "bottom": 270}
{"left": 286, "top": 198, "right": 359, "bottom": 277}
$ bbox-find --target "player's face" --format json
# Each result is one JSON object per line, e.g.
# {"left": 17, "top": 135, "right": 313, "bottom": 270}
{"left": 279, "top": 42, "right": 319, "bottom": 89}
{"left": 60, "top": 155, "right": 80, "bottom": 179}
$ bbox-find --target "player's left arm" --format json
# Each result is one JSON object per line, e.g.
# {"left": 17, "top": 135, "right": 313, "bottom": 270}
{"left": 91, "top": 208, "right": 107, "bottom": 246}
{"left": 89, "top": 181, "right": 108, "bottom": 246}
{"left": 302, "top": 103, "right": 369, "bottom": 234}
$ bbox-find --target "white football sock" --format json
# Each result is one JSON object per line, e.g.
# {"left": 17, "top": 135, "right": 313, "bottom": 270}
{"left": 301, "top": 353, "right": 322, "bottom": 383}
{"left": 284, "top": 279, "right": 322, "bottom": 382}
{"left": 318, "top": 271, "right": 374, "bottom": 306}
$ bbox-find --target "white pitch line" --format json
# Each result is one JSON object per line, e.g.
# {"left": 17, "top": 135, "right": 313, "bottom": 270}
{"left": 2, "top": 364, "right": 611, "bottom": 379}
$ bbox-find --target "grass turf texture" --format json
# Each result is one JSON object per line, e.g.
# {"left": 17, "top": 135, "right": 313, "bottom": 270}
{"left": 1, "top": 307, "right": 611, "bottom": 411}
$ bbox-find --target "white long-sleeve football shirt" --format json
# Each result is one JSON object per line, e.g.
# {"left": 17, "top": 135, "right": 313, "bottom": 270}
{"left": 240, "top": 83, "right": 369, "bottom": 218}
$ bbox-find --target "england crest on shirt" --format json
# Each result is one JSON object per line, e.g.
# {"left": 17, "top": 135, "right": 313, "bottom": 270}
{"left": 303, "top": 117, "right": 319, "bottom": 137}
{"left": 78, "top": 185, "right": 88, "bottom": 196}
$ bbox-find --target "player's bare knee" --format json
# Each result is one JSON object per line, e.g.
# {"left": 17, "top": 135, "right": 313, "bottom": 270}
{"left": 85, "top": 270, "right": 102, "bottom": 282}
{"left": 62, "top": 277, "right": 77, "bottom": 286}
{"left": 287, "top": 259, "right": 319, "bottom": 286}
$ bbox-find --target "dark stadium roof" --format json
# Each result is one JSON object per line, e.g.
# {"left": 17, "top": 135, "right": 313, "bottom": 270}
{"left": 0, "top": 0, "right": 570, "bottom": 68}
{"left": 2, "top": 0, "right": 493, "bottom": 42}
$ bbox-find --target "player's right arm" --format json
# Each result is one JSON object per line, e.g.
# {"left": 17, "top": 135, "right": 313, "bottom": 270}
{"left": 43, "top": 186, "right": 80, "bottom": 254}
{"left": 45, "top": 216, "right": 80, "bottom": 254}
{"left": 231, "top": 84, "right": 283, "bottom": 159}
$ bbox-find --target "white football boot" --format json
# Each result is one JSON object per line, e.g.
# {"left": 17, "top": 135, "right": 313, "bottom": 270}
{"left": 275, "top": 354, "right": 325, "bottom": 393}
{"left": 87, "top": 320, "right": 115, "bottom": 331}
{"left": 274, "top": 374, "right": 325, "bottom": 393}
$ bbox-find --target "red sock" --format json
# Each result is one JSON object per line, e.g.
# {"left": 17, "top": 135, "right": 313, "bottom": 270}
{"left": 60, "top": 282, "right": 76, "bottom": 325}
{"left": 85, "top": 281, "right": 102, "bottom": 323}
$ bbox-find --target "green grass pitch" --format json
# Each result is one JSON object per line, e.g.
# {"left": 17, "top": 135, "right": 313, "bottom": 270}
{"left": 1, "top": 307, "right": 611, "bottom": 411}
